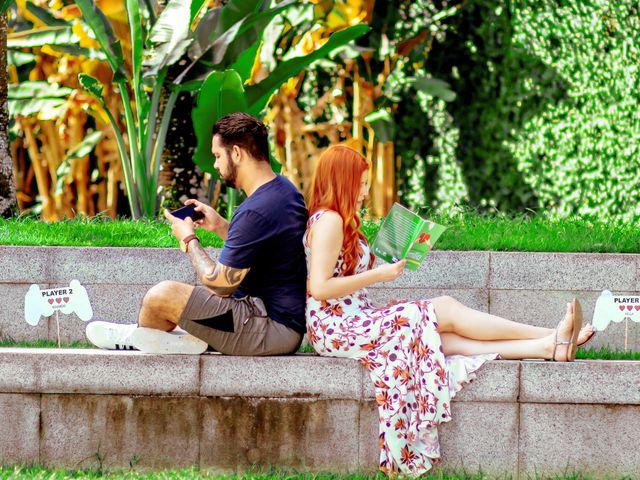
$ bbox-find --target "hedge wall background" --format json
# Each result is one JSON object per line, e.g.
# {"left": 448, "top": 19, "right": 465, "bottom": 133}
{"left": 397, "top": 0, "right": 640, "bottom": 220}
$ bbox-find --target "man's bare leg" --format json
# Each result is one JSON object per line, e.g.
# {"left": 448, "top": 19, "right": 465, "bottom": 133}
{"left": 138, "top": 280, "right": 195, "bottom": 331}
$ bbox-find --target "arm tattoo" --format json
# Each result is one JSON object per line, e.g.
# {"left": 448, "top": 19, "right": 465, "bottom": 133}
{"left": 187, "top": 242, "right": 247, "bottom": 297}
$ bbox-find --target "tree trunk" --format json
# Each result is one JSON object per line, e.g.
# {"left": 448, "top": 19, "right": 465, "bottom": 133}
{"left": 158, "top": 91, "right": 205, "bottom": 209}
{"left": 0, "top": 14, "right": 18, "bottom": 218}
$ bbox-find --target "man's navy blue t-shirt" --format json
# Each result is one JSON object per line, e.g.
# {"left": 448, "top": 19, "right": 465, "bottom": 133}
{"left": 218, "top": 175, "right": 308, "bottom": 334}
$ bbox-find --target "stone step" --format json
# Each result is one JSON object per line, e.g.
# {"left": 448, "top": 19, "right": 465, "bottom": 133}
{"left": 1, "top": 349, "right": 638, "bottom": 478}
{"left": 1, "top": 247, "right": 639, "bottom": 350}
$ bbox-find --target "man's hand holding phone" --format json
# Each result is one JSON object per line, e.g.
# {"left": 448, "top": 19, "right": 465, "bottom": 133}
{"left": 183, "top": 199, "right": 229, "bottom": 239}
{"left": 169, "top": 203, "right": 205, "bottom": 222}
{"left": 165, "top": 199, "right": 229, "bottom": 240}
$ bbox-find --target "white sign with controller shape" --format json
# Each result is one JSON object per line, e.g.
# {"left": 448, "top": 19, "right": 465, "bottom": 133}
{"left": 592, "top": 290, "right": 640, "bottom": 351}
{"left": 592, "top": 290, "right": 640, "bottom": 331}
{"left": 24, "top": 280, "right": 93, "bottom": 326}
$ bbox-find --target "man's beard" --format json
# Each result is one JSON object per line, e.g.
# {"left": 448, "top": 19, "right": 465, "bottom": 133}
{"left": 218, "top": 159, "right": 238, "bottom": 188}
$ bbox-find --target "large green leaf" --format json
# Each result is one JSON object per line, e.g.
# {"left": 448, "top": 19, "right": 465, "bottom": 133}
{"left": 412, "top": 76, "right": 457, "bottom": 102}
{"left": 8, "top": 98, "right": 66, "bottom": 118}
{"left": 74, "top": 0, "right": 125, "bottom": 76}
{"left": 245, "top": 23, "right": 370, "bottom": 115}
{"left": 8, "top": 81, "right": 72, "bottom": 118}
{"left": 1, "top": 0, "right": 12, "bottom": 15}
{"left": 143, "top": 0, "right": 193, "bottom": 73}
{"left": 174, "top": 14, "right": 247, "bottom": 84}
{"left": 7, "top": 26, "right": 79, "bottom": 48}
{"left": 191, "top": 70, "right": 247, "bottom": 174}
{"left": 7, "top": 51, "right": 37, "bottom": 67}
{"left": 55, "top": 130, "right": 103, "bottom": 195}
{"left": 217, "top": 1, "right": 300, "bottom": 69}
{"left": 230, "top": 40, "right": 260, "bottom": 82}
{"left": 190, "top": 0, "right": 207, "bottom": 24}
{"left": 25, "top": 1, "right": 69, "bottom": 27}
{"left": 189, "top": 0, "right": 261, "bottom": 60}
{"left": 180, "top": 2, "right": 299, "bottom": 84}
{"left": 8, "top": 81, "right": 73, "bottom": 99}
{"left": 77, "top": 73, "right": 106, "bottom": 103}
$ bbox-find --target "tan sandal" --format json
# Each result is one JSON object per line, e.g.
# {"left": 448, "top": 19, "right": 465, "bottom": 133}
{"left": 567, "top": 298, "right": 583, "bottom": 361}
{"left": 551, "top": 328, "right": 572, "bottom": 362}
{"left": 550, "top": 299, "right": 582, "bottom": 362}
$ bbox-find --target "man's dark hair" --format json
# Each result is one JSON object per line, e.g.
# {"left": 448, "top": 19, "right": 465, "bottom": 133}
{"left": 212, "top": 112, "right": 269, "bottom": 163}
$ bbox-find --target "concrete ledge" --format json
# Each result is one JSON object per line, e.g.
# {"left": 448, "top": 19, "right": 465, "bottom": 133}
{"left": 0, "top": 348, "right": 200, "bottom": 395}
{"left": 2, "top": 246, "right": 639, "bottom": 350}
{"left": 520, "top": 360, "right": 640, "bottom": 404}
{"left": 200, "top": 354, "right": 364, "bottom": 399}
{"left": 1, "top": 349, "right": 639, "bottom": 478}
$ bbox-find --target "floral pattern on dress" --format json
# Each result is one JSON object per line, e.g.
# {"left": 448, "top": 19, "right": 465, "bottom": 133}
{"left": 304, "top": 210, "right": 497, "bottom": 477}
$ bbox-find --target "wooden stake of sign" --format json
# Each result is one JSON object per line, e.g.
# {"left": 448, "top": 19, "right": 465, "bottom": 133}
{"left": 625, "top": 318, "right": 628, "bottom": 352}
{"left": 56, "top": 311, "right": 61, "bottom": 348}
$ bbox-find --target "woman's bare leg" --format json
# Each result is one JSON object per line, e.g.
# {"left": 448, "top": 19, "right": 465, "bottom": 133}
{"left": 439, "top": 303, "right": 575, "bottom": 361}
{"left": 432, "top": 295, "right": 553, "bottom": 340}
{"left": 440, "top": 332, "right": 552, "bottom": 359}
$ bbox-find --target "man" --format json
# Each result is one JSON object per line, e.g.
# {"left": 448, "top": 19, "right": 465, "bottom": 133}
{"left": 86, "top": 113, "right": 308, "bottom": 354}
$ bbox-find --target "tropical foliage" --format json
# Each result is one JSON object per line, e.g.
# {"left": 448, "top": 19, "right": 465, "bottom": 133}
{"left": 422, "top": 0, "right": 640, "bottom": 220}
{"left": 7, "top": 0, "right": 368, "bottom": 219}
{"left": 5, "top": 0, "right": 639, "bottom": 222}
{"left": 267, "top": 0, "right": 459, "bottom": 216}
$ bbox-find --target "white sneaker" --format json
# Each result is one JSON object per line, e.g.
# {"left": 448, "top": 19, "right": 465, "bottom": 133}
{"left": 86, "top": 321, "right": 137, "bottom": 350}
{"left": 129, "top": 327, "right": 208, "bottom": 355}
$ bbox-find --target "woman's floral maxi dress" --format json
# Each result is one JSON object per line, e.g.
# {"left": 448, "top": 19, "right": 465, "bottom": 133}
{"left": 304, "top": 211, "right": 497, "bottom": 477}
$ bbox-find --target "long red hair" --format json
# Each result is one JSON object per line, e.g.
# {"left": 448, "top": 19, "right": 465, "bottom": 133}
{"left": 308, "top": 145, "right": 374, "bottom": 275}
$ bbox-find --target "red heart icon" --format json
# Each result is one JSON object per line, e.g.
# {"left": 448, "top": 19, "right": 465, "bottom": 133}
{"left": 619, "top": 305, "right": 625, "bottom": 311}
{"left": 627, "top": 305, "right": 633, "bottom": 311}
{"left": 635, "top": 306, "right": 640, "bottom": 311}
{"left": 55, "top": 298, "right": 62, "bottom": 304}
{"left": 418, "top": 233, "right": 431, "bottom": 244}
{"left": 63, "top": 297, "right": 69, "bottom": 303}
{"left": 48, "top": 298, "right": 54, "bottom": 305}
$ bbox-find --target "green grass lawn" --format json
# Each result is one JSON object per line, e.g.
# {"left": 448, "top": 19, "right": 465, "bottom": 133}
{"left": 0, "top": 466, "right": 621, "bottom": 480}
{"left": 1, "top": 212, "right": 639, "bottom": 252}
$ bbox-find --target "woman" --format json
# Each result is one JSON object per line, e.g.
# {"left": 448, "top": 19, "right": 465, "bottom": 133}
{"left": 304, "top": 145, "right": 594, "bottom": 477}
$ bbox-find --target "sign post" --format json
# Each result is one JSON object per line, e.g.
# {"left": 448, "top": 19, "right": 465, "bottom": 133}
{"left": 592, "top": 290, "right": 640, "bottom": 351}
{"left": 24, "top": 280, "right": 93, "bottom": 346}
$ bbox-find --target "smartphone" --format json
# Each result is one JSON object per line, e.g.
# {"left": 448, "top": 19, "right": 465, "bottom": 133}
{"left": 170, "top": 204, "right": 205, "bottom": 221}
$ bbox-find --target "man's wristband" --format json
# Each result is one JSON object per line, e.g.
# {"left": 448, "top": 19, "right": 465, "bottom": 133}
{"left": 179, "top": 234, "right": 199, "bottom": 253}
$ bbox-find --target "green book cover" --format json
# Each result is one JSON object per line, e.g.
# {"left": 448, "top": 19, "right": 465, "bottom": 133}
{"left": 372, "top": 203, "right": 446, "bottom": 271}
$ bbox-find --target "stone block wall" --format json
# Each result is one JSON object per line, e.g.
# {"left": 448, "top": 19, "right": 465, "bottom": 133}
{"left": 1, "top": 247, "right": 638, "bottom": 350}
{"left": 1, "top": 350, "right": 639, "bottom": 478}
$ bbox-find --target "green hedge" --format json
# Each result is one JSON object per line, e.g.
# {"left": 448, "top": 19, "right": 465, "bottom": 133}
{"left": 401, "top": 0, "right": 640, "bottom": 220}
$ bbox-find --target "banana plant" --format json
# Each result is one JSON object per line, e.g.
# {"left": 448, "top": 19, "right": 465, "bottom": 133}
{"left": 73, "top": 0, "right": 369, "bottom": 218}
{"left": 1, "top": 0, "right": 12, "bottom": 15}
{"left": 190, "top": 25, "right": 371, "bottom": 156}
{"left": 72, "top": 0, "right": 304, "bottom": 217}
{"left": 7, "top": 81, "right": 73, "bottom": 118}
{"left": 190, "top": 16, "right": 369, "bottom": 218}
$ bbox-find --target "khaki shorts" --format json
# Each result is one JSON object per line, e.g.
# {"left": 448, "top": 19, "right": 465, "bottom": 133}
{"left": 178, "top": 286, "right": 302, "bottom": 356}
